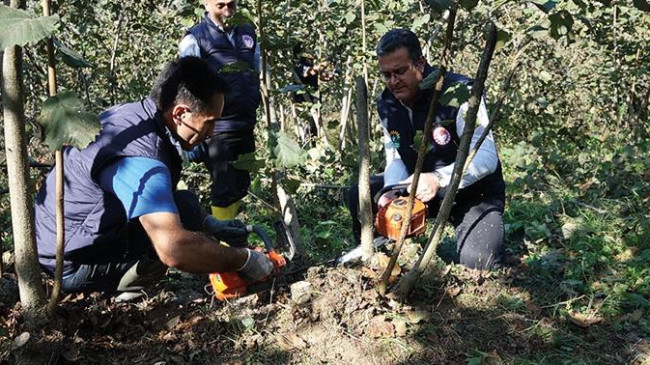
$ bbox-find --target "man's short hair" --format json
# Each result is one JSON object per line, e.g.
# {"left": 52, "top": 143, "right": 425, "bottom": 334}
{"left": 150, "top": 57, "right": 228, "bottom": 114}
{"left": 376, "top": 29, "right": 422, "bottom": 62}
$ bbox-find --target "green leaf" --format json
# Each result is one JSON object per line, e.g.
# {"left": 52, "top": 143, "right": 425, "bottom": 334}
{"left": 459, "top": 0, "right": 480, "bottom": 11}
{"left": 548, "top": 10, "right": 574, "bottom": 40}
{"left": 527, "top": 0, "right": 557, "bottom": 13}
{"left": 495, "top": 29, "right": 511, "bottom": 52}
{"left": 419, "top": 68, "right": 442, "bottom": 90}
{"left": 277, "top": 84, "right": 306, "bottom": 93}
{"left": 0, "top": 5, "right": 59, "bottom": 49}
{"left": 412, "top": 14, "right": 431, "bottom": 30}
{"left": 633, "top": 0, "right": 650, "bottom": 12}
{"left": 344, "top": 12, "right": 356, "bottom": 24}
{"left": 538, "top": 70, "right": 553, "bottom": 83}
{"left": 440, "top": 82, "right": 471, "bottom": 108}
{"left": 412, "top": 130, "right": 433, "bottom": 154}
{"left": 219, "top": 61, "right": 252, "bottom": 74}
{"left": 272, "top": 131, "right": 305, "bottom": 168}
{"left": 283, "top": 177, "right": 301, "bottom": 194}
{"left": 231, "top": 152, "right": 266, "bottom": 173}
{"left": 54, "top": 38, "right": 91, "bottom": 68}
{"left": 36, "top": 91, "right": 100, "bottom": 151}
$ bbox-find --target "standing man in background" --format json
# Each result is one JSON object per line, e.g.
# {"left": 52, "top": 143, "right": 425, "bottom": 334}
{"left": 179, "top": 0, "right": 261, "bottom": 221}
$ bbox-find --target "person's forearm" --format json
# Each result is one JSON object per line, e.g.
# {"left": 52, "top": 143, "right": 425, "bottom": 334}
{"left": 155, "top": 229, "right": 248, "bottom": 273}
{"left": 439, "top": 99, "right": 497, "bottom": 189}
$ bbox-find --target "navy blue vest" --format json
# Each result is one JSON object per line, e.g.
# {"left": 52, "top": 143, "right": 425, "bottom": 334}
{"left": 35, "top": 98, "right": 183, "bottom": 273}
{"left": 188, "top": 14, "right": 261, "bottom": 132}
{"left": 377, "top": 65, "right": 505, "bottom": 203}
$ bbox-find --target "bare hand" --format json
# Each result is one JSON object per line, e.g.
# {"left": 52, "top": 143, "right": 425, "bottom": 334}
{"left": 399, "top": 172, "right": 440, "bottom": 202}
{"left": 377, "top": 191, "right": 400, "bottom": 209}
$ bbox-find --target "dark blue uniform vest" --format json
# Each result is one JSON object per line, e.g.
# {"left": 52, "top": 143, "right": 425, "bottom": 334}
{"left": 188, "top": 14, "right": 260, "bottom": 132}
{"left": 35, "top": 98, "right": 183, "bottom": 273}
{"left": 377, "top": 65, "right": 505, "bottom": 204}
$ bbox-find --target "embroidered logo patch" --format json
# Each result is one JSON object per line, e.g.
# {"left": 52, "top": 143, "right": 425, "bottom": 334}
{"left": 389, "top": 130, "right": 401, "bottom": 149}
{"left": 433, "top": 126, "right": 451, "bottom": 146}
{"left": 242, "top": 35, "right": 254, "bottom": 49}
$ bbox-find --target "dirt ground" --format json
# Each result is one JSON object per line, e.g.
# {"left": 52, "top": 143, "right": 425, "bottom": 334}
{"left": 0, "top": 248, "right": 649, "bottom": 364}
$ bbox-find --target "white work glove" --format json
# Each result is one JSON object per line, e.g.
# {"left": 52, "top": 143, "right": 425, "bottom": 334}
{"left": 237, "top": 249, "right": 274, "bottom": 283}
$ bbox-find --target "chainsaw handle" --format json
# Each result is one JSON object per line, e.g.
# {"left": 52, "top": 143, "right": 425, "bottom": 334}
{"left": 247, "top": 225, "right": 274, "bottom": 252}
{"left": 373, "top": 184, "right": 410, "bottom": 205}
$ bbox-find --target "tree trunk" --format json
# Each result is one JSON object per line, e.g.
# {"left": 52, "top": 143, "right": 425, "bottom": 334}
{"left": 1, "top": 0, "right": 46, "bottom": 313}
{"left": 396, "top": 22, "right": 499, "bottom": 300}
{"left": 355, "top": 77, "right": 373, "bottom": 260}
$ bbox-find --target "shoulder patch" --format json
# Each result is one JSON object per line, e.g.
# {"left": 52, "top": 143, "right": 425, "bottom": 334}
{"left": 433, "top": 126, "right": 451, "bottom": 146}
{"left": 242, "top": 34, "right": 254, "bottom": 49}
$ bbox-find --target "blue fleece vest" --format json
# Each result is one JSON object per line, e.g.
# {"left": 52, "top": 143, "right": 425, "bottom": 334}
{"left": 377, "top": 65, "right": 505, "bottom": 203}
{"left": 35, "top": 98, "right": 183, "bottom": 273}
{"left": 188, "top": 15, "right": 261, "bottom": 132}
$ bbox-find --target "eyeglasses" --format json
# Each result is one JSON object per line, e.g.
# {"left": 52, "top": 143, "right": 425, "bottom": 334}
{"left": 379, "top": 65, "right": 413, "bottom": 82}
{"left": 215, "top": 1, "right": 237, "bottom": 10}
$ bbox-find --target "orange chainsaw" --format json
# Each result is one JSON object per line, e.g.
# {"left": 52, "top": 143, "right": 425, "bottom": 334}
{"left": 374, "top": 184, "right": 428, "bottom": 241}
{"left": 209, "top": 222, "right": 299, "bottom": 301}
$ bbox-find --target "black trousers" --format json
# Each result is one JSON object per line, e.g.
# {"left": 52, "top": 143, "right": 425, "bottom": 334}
{"left": 346, "top": 175, "right": 506, "bottom": 270}
{"left": 204, "top": 130, "right": 255, "bottom": 208}
{"left": 61, "top": 190, "right": 203, "bottom": 293}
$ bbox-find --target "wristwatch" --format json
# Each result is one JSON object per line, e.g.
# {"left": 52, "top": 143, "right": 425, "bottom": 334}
{"left": 432, "top": 170, "right": 445, "bottom": 188}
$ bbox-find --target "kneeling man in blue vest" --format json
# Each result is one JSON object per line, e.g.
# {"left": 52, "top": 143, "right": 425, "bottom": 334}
{"left": 34, "top": 57, "right": 273, "bottom": 302}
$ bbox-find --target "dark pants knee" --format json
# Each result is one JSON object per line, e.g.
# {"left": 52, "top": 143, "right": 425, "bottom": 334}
{"left": 453, "top": 195, "right": 505, "bottom": 270}
{"left": 346, "top": 175, "right": 385, "bottom": 242}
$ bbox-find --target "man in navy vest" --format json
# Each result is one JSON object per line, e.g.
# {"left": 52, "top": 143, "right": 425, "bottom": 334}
{"left": 178, "top": 0, "right": 261, "bottom": 221}
{"left": 347, "top": 29, "right": 506, "bottom": 270}
{"left": 34, "top": 57, "right": 273, "bottom": 301}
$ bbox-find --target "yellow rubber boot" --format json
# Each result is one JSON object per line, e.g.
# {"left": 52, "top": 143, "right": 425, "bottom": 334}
{"left": 211, "top": 201, "right": 241, "bottom": 220}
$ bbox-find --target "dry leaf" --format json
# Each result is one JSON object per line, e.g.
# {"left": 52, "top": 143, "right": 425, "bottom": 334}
{"left": 367, "top": 317, "right": 395, "bottom": 338}
{"left": 405, "top": 310, "right": 430, "bottom": 324}
{"left": 447, "top": 284, "right": 462, "bottom": 298}
{"left": 568, "top": 310, "right": 602, "bottom": 328}
{"left": 11, "top": 332, "right": 30, "bottom": 351}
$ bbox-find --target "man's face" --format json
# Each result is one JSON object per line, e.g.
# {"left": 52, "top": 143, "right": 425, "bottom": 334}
{"left": 173, "top": 93, "right": 224, "bottom": 151}
{"left": 205, "top": 0, "right": 237, "bottom": 28}
{"left": 378, "top": 47, "right": 425, "bottom": 107}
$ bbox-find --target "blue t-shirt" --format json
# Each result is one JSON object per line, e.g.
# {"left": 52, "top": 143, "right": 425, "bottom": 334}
{"left": 98, "top": 157, "right": 178, "bottom": 220}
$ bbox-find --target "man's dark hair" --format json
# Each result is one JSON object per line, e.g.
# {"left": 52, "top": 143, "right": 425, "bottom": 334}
{"left": 150, "top": 57, "right": 228, "bottom": 114}
{"left": 376, "top": 28, "right": 422, "bottom": 62}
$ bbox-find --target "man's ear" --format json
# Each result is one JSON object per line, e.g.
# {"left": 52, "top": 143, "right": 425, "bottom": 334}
{"left": 171, "top": 104, "right": 190, "bottom": 125}
{"left": 416, "top": 56, "right": 426, "bottom": 72}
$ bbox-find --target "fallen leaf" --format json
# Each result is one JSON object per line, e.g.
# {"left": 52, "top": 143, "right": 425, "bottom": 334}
{"left": 165, "top": 315, "right": 181, "bottom": 330}
{"left": 485, "top": 349, "right": 503, "bottom": 364}
{"left": 447, "top": 284, "right": 462, "bottom": 298}
{"left": 367, "top": 316, "right": 395, "bottom": 338}
{"left": 394, "top": 319, "right": 408, "bottom": 337}
{"left": 405, "top": 310, "right": 430, "bottom": 324}
{"left": 277, "top": 333, "right": 307, "bottom": 351}
{"left": 568, "top": 310, "right": 602, "bottom": 328}
{"left": 11, "top": 332, "right": 30, "bottom": 351}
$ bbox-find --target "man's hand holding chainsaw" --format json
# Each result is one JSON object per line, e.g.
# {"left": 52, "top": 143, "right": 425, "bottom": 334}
{"left": 377, "top": 172, "right": 442, "bottom": 208}
{"left": 202, "top": 215, "right": 274, "bottom": 283}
